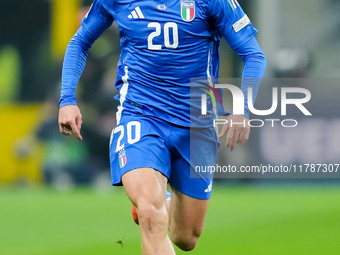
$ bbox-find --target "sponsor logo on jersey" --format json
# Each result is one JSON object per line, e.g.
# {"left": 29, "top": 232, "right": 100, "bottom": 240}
{"left": 119, "top": 149, "right": 127, "bottom": 168}
{"left": 128, "top": 6, "right": 145, "bottom": 19}
{"left": 181, "top": 1, "right": 195, "bottom": 22}
{"left": 157, "top": 4, "right": 167, "bottom": 10}
{"left": 228, "top": 0, "right": 240, "bottom": 11}
{"left": 233, "top": 15, "right": 250, "bottom": 33}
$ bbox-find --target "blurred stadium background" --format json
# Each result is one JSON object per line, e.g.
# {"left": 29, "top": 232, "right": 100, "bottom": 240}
{"left": 0, "top": 0, "right": 339, "bottom": 254}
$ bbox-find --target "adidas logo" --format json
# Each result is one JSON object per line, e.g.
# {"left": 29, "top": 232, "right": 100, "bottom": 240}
{"left": 128, "top": 6, "right": 145, "bottom": 19}
{"left": 204, "top": 181, "right": 212, "bottom": 193}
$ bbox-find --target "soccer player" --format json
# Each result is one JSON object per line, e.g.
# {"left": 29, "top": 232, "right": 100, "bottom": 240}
{"left": 58, "top": 0, "right": 266, "bottom": 254}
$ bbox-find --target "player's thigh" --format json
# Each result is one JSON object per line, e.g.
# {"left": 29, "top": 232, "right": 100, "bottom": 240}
{"left": 122, "top": 167, "right": 168, "bottom": 209}
{"left": 168, "top": 186, "right": 209, "bottom": 237}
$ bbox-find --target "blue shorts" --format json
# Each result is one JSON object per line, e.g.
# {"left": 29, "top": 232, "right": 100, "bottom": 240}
{"left": 109, "top": 112, "right": 219, "bottom": 200}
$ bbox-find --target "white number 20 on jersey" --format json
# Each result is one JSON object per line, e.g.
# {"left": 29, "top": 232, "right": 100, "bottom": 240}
{"left": 147, "top": 22, "right": 179, "bottom": 50}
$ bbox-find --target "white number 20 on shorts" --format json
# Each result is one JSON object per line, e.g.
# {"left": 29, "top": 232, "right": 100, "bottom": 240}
{"left": 111, "top": 121, "right": 141, "bottom": 152}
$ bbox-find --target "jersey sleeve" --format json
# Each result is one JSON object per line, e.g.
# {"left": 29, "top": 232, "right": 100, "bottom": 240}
{"left": 235, "top": 37, "right": 267, "bottom": 118}
{"left": 81, "top": 0, "right": 114, "bottom": 34}
{"left": 208, "top": 0, "right": 266, "bottom": 118}
{"left": 59, "top": 0, "right": 114, "bottom": 107}
{"left": 208, "top": 0, "right": 258, "bottom": 49}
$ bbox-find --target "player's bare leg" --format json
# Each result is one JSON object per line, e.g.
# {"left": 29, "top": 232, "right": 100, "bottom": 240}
{"left": 122, "top": 168, "right": 176, "bottom": 255}
{"left": 167, "top": 187, "right": 209, "bottom": 251}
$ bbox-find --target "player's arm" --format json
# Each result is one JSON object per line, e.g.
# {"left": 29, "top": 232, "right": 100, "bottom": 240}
{"left": 209, "top": 0, "right": 267, "bottom": 150}
{"left": 58, "top": 0, "right": 114, "bottom": 140}
{"left": 218, "top": 37, "right": 267, "bottom": 150}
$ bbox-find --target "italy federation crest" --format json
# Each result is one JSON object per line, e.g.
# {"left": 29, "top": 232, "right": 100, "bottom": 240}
{"left": 181, "top": 1, "right": 195, "bottom": 22}
{"left": 119, "top": 149, "right": 127, "bottom": 168}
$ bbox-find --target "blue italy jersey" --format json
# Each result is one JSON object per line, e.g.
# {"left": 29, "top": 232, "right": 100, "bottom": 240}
{"left": 61, "top": 0, "right": 260, "bottom": 126}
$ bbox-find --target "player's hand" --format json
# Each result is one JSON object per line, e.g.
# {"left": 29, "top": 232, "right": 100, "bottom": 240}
{"left": 218, "top": 115, "right": 250, "bottom": 151}
{"left": 58, "top": 105, "right": 83, "bottom": 141}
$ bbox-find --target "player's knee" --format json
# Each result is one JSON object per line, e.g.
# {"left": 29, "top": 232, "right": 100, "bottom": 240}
{"left": 137, "top": 202, "right": 168, "bottom": 231}
{"left": 172, "top": 231, "right": 200, "bottom": 251}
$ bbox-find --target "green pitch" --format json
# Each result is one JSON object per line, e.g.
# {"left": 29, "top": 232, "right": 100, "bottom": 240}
{"left": 1, "top": 185, "right": 339, "bottom": 255}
